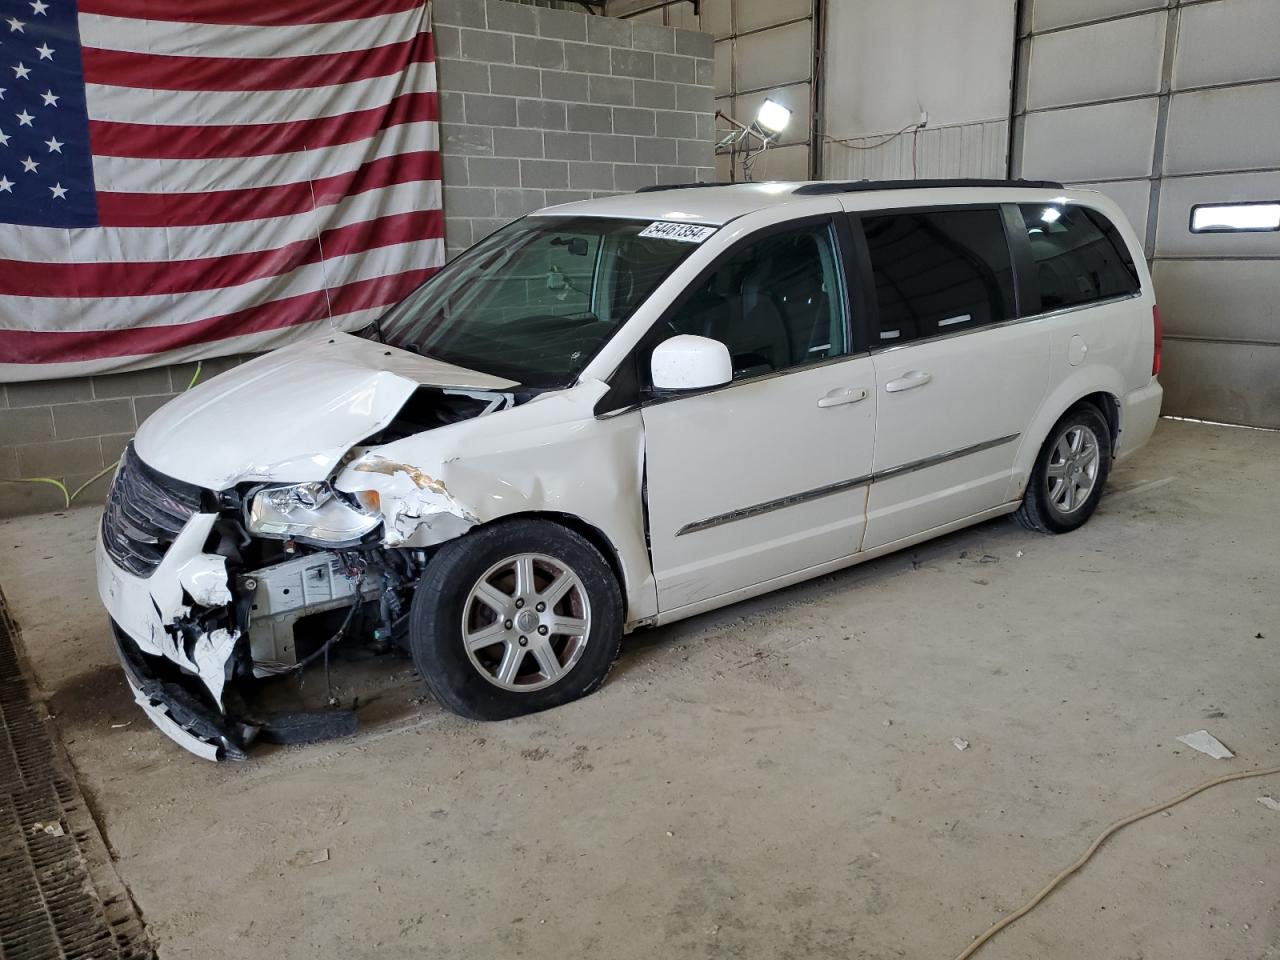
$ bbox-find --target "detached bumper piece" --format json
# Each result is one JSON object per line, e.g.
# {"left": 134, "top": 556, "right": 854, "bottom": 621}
{"left": 111, "top": 621, "right": 357, "bottom": 761}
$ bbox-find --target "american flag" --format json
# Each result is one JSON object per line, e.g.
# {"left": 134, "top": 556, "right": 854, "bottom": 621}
{"left": 0, "top": 0, "right": 443, "bottom": 380}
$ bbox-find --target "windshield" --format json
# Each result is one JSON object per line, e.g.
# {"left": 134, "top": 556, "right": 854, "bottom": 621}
{"left": 374, "top": 216, "right": 707, "bottom": 388}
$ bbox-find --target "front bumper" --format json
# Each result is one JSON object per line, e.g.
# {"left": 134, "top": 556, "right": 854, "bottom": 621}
{"left": 98, "top": 519, "right": 359, "bottom": 761}
{"left": 96, "top": 511, "right": 240, "bottom": 700}
{"left": 112, "top": 621, "right": 251, "bottom": 761}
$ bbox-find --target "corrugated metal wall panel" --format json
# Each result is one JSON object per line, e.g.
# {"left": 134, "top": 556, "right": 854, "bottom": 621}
{"left": 826, "top": 120, "right": 1007, "bottom": 181}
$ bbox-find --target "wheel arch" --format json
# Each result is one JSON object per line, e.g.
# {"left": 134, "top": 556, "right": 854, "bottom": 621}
{"left": 1014, "top": 372, "right": 1125, "bottom": 498}
{"left": 1074, "top": 391, "right": 1121, "bottom": 452}
{"left": 464, "top": 510, "right": 635, "bottom": 622}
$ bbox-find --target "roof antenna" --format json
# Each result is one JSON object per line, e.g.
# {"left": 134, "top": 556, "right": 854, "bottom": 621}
{"left": 302, "top": 146, "right": 336, "bottom": 328}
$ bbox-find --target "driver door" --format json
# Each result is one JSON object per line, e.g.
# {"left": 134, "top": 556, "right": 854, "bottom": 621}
{"left": 640, "top": 217, "right": 877, "bottom": 614}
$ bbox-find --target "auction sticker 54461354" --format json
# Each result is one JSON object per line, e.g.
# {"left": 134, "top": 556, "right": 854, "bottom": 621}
{"left": 637, "top": 221, "right": 718, "bottom": 243}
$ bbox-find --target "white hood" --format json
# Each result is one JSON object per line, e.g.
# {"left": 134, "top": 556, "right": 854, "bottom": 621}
{"left": 133, "top": 333, "right": 517, "bottom": 490}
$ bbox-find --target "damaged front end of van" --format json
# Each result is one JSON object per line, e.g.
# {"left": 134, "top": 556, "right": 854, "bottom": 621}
{"left": 96, "top": 334, "right": 532, "bottom": 760}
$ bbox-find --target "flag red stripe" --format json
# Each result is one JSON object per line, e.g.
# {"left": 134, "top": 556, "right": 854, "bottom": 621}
{"left": 96, "top": 149, "right": 441, "bottom": 227}
{"left": 0, "top": 210, "right": 442, "bottom": 298}
{"left": 81, "top": 31, "right": 432, "bottom": 92}
{"left": 89, "top": 91, "right": 439, "bottom": 160}
{"left": 78, "top": 0, "right": 424, "bottom": 27}
{"left": 0, "top": 269, "right": 437, "bottom": 364}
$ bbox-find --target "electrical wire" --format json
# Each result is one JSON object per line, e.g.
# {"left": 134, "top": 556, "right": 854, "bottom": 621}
{"left": 823, "top": 120, "right": 919, "bottom": 150}
{"left": 953, "top": 763, "right": 1280, "bottom": 960}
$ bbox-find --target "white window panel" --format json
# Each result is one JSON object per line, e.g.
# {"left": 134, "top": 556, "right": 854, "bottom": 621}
{"left": 1190, "top": 203, "right": 1280, "bottom": 233}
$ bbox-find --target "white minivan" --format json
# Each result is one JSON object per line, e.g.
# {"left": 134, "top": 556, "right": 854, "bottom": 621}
{"left": 97, "top": 180, "right": 1163, "bottom": 759}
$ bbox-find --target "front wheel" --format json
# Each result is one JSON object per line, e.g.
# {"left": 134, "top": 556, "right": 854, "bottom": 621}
{"left": 409, "top": 519, "right": 623, "bottom": 721}
{"left": 1015, "top": 404, "right": 1112, "bottom": 534}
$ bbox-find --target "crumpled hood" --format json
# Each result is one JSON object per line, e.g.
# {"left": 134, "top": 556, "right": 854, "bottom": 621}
{"left": 134, "top": 333, "right": 517, "bottom": 490}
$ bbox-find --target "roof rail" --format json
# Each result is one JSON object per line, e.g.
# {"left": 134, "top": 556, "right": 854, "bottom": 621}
{"left": 792, "top": 178, "right": 1065, "bottom": 196}
{"left": 634, "top": 181, "right": 735, "bottom": 193}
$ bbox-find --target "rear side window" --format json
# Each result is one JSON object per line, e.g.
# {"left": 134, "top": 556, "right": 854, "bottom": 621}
{"left": 861, "top": 208, "right": 1016, "bottom": 344}
{"left": 1019, "top": 204, "right": 1140, "bottom": 311}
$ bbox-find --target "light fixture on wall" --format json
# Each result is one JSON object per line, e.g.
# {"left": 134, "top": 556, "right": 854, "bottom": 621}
{"left": 755, "top": 99, "right": 791, "bottom": 135}
{"left": 715, "top": 96, "right": 791, "bottom": 182}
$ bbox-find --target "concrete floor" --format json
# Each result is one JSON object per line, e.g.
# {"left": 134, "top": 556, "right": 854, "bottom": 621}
{"left": 1, "top": 418, "right": 1277, "bottom": 960}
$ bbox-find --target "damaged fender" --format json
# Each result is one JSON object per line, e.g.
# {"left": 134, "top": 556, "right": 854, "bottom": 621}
{"left": 347, "top": 454, "right": 479, "bottom": 547}
{"left": 335, "top": 380, "right": 660, "bottom": 624}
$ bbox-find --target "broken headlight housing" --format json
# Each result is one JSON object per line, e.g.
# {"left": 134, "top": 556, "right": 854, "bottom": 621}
{"left": 246, "top": 481, "right": 381, "bottom": 547}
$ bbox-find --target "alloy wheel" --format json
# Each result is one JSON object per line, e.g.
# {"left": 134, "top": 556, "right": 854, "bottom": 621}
{"left": 1046, "top": 424, "right": 1100, "bottom": 514}
{"left": 461, "top": 553, "right": 591, "bottom": 692}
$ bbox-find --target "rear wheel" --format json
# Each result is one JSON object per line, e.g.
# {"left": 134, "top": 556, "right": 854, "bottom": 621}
{"left": 1015, "top": 404, "right": 1112, "bottom": 534}
{"left": 409, "top": 519, "right": 623, "bottom": 720}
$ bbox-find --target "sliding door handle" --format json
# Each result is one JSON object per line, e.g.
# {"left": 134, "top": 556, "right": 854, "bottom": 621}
{"left": 817, "top": 387, "right": 868, "bottom": 408}
{"left": 885, "top": 370, "right": 932, "bottom": 393}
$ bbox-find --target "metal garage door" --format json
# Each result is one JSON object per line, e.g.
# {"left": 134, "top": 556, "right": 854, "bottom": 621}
{"left": 1012, "top": 0, "right": 1280, "bottom": 428}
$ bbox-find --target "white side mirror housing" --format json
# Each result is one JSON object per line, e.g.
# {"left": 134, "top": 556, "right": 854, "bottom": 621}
{"left": 650, "top": 335, "right": 732, "bottom": 392}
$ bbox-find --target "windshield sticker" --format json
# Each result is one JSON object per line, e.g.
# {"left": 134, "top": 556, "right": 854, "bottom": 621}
{"left": 638, "top": 221, "right": 717, "bottom": 244}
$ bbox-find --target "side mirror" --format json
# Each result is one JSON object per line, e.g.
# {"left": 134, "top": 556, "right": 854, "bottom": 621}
{"left": 650, "top": 335, "right": 732, "bottom": 392}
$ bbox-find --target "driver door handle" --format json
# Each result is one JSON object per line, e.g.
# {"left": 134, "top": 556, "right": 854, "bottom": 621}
{"left": 817, "top": 386, "right": 868, "bottom": 408}
{"left": 885, "top": 370, "right": 932, "bottom": 393}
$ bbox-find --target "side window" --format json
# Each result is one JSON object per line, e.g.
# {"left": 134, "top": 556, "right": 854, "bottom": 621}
{"left": 1019, "top": 203, "right": 1140, "bottom": 311}
{"left": 669, "top": 222, "right": 848, "bottom": 380}
{"left": 861, "top": 208, "right": 1016, "bottom": 344}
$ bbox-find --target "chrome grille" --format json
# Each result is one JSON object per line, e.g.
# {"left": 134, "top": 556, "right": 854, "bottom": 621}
{"left": 101, "top": 444, "right": 204, "bottom": 577}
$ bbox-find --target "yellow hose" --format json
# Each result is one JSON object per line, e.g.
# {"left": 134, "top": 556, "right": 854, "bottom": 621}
{"left": 2, "top": 359, "right": 204, "bottom": 506}
{"left": 954, "top": 764, "right": 1280, "bottom": 959}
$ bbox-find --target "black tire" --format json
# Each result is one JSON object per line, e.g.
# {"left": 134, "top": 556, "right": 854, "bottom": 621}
{"left": 409, "top": 518, "right": 623, "bottom": 721}
{"left": 1015, "top": 404, "right": 1113, "bottom": 535}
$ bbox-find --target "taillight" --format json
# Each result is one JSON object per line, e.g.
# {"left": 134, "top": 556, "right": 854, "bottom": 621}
{"left": 1152, "top": 304, "right": 1163, "bottom": 377}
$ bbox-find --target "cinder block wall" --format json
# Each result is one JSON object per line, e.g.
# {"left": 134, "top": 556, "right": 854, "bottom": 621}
{"left": 0, "top": 357, "right": 248, "bottom": 518}
{"left": 433, "top": 0, "right": 716, "bottom": 258}
{"left": 0, "top": 1, "right": 717, "bottom": 519}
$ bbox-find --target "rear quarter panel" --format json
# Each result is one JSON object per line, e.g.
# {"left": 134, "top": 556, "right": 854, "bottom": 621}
{"left": 1007, "top": 192, "right": 1157, "bottom": 497}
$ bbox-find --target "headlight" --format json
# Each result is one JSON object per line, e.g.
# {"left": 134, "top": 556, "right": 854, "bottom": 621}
{"left": 247, "top": 482, "right": 380, "bottom": 546}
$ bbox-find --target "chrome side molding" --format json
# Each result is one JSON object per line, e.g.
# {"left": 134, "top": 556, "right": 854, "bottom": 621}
{"left": 676, "top": 433, "right": 1020, "bottom": 536}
